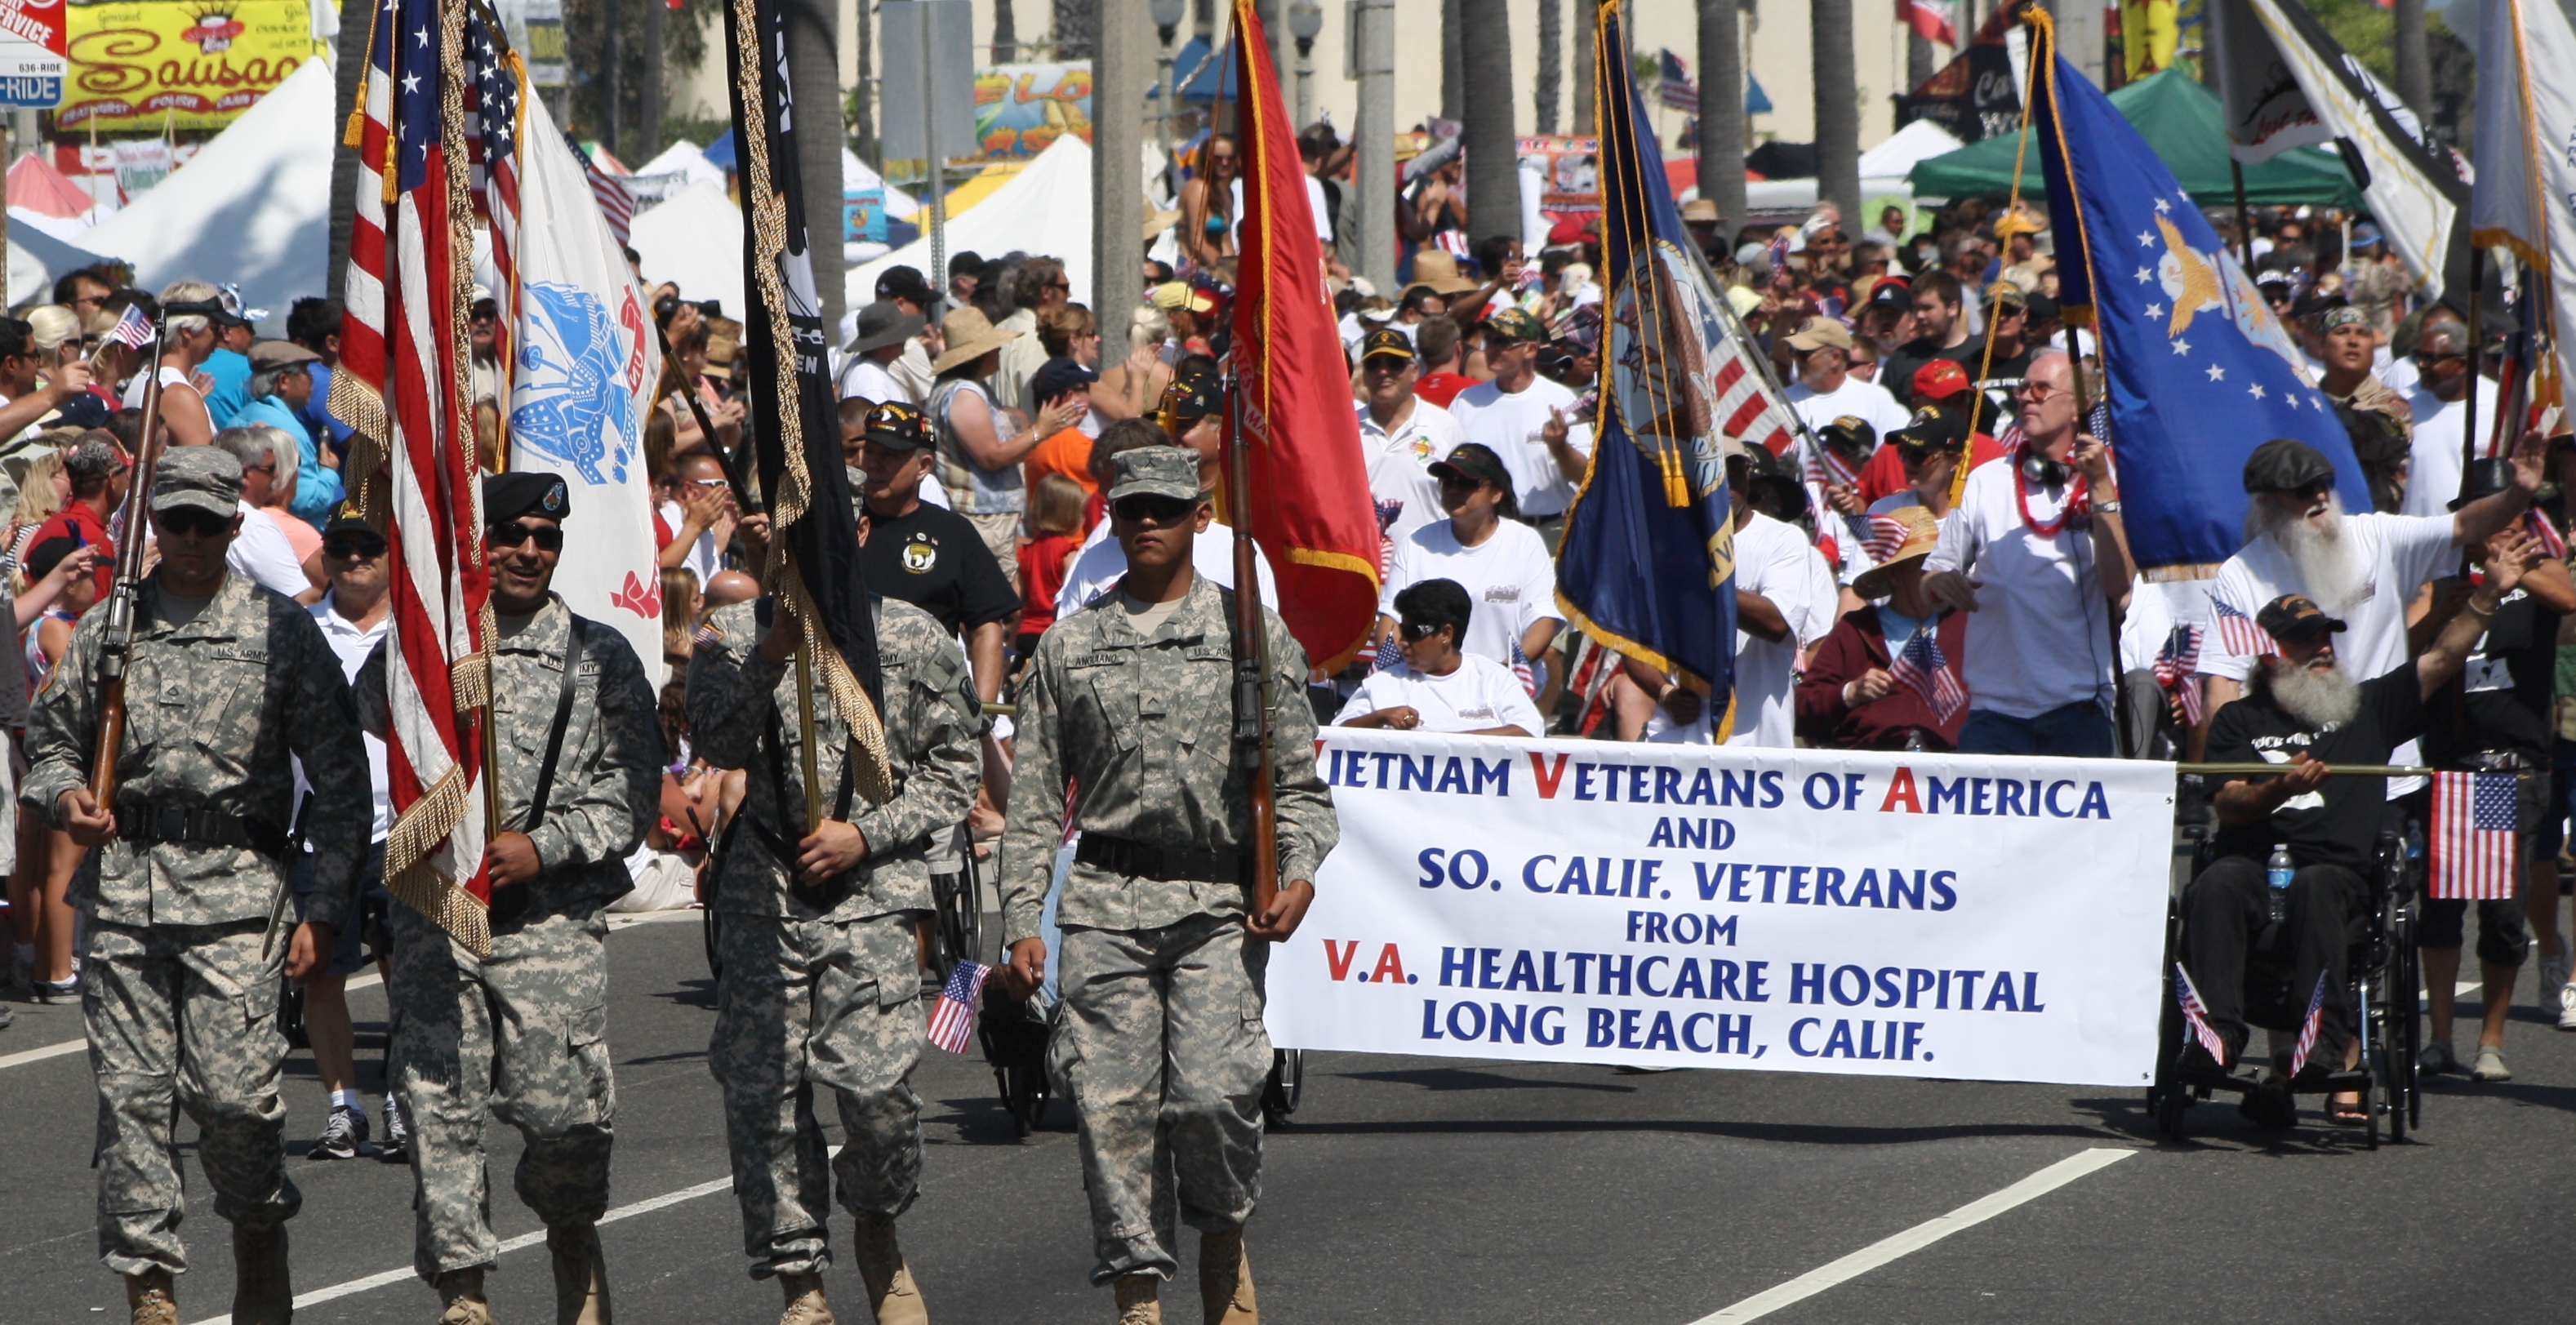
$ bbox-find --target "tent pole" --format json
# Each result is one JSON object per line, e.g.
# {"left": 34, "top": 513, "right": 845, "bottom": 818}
{"left": 2230, "top": 158, "right": 2251, "bottom": 268}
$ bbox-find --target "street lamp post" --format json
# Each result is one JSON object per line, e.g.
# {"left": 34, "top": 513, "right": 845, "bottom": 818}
{"left": 1150, "top": 0, "right": 1186, "bottom": 149}
{"left": 1288, "top": 0, "right": 1322, "bottom": 128}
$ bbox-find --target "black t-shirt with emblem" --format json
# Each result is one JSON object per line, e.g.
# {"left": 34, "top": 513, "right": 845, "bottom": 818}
{"left": 2205, "top": 660, "right": 2428, "bottom": 869}
{"left": 2423, "top": 583, "right": 2560, "bottom": 765}
{"left": 856, "top": 500, "right": 1021, "bottom": 634}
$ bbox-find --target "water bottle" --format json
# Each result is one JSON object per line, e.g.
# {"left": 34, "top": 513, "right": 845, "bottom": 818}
{"left": 2266, "top": 845, "right": 2294, "bottom": 924}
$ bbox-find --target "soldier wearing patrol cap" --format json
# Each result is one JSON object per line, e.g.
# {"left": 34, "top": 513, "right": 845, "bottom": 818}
{"left": 999, "top": 446, "right": 1338, "bottom": 1325}
{"left": 685, "top": 467, "right": 983, "bottom": 1325}
{"left": 353, "top": 471, "right": 661, "bottom": 1325}
{"left": 24, "top": 445, "right": 372, "bottom": 1325}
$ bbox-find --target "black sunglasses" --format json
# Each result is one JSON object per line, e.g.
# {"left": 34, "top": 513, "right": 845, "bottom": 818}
{"left": 1112, "top": 494, "right": 1197, "bottom": 524}
{"left": 487, "top": 521, "right": 564, "bottom": 552}
{"left": 158, "top": 506, "right": 232, "bottom": 538}
{"left": 1400, "top": 620, "right": 1446, "bottom": 641}
{"left": 324, "top": 536, "right": 387, "bottom": 560}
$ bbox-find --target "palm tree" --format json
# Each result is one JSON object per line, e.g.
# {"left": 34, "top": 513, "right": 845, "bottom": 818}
{"left": 994, "top": 0, "right": 1019, "bottom": 64}
{"left": 1811, "top": 0, "right": 1859, "bottom": 223}
{"left": 1697, "top": 0, "right": 1744, "bottom": 230}
{"left": 1573, "top": 0, "right": 1595, "bottom": 133}
{"left": 1537, "top": 0, "right": 1561, "bottom": 135}
{"left": 2391, "top": 0, "right": 2430, "bottom": 117}
{"left": 1461, "top": 0, "right": 1517, "bottom": 245}
{"left": 784, "top": 0, "right": 846, "bottom": 331}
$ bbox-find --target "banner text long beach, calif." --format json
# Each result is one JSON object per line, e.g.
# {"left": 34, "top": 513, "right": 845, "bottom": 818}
{"left": 1267, "top": 731, "right": 2176, "bottom": 1086}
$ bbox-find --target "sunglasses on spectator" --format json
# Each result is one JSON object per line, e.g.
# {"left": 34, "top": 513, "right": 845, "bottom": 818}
{"left": 1399, "top": 620, "right": 1446, "bottom": 642}
{"left": 487, "top": 521, "right": 563, "bottom": 551}
{"left": 324, "top": 536, "right": 387, "bottom": 560}
{"left": 1112, "top": 494, "right": 1198, "bottom": 524}
{"left": 158, "top": 507, "right": 232, "bottom": 538}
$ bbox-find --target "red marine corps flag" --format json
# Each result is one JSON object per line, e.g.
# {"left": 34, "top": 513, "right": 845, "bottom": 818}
{"left": 337, "top": 0, "right": 501, "bottom": 953}
{"left": 1226, "top": 0, "right": 1381, "bottom": 669}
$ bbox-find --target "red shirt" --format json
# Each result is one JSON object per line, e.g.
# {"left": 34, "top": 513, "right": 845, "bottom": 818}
{"left": 1018, "top": 531, "right": 1079, "bottom": 635}
{"left": 32, "top": 502, "right": 113, "bottom": 598}
{"left": 1853, "top": 434, "right": 2005, "bottom": 507}
{"left": 1413, "top": 372, "right": 1473, "bottom": 408}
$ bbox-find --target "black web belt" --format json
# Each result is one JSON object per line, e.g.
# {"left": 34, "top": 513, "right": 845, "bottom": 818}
{"left": 1074, "top": 834, "right": 1245, "bottom": 884}
{"left": 115, "top": 801, "right": 288, "bottom": 859}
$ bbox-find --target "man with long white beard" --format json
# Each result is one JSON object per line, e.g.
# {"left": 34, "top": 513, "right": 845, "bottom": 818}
{"left": 2191, "top": 543, "right": 2532, "bottom": 1130}
{"left": 2199, "top": 434, "right": 2547, "bottom": 780}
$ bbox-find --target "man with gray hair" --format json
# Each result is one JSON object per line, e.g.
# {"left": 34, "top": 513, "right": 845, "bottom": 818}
{"left": 994, "top": 256, "right": 1069, "bottom": 415}
{"left": 2401, "top": 319, "right": 2494, "bottom": 518}
{"left": 211, "top": 426, "right": 320, "bottom": 602}
{"left": 233, "top": 340, "right": 343, "bottom": 525}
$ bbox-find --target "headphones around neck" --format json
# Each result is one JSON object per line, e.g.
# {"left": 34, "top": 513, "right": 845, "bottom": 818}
{"left": 2020, "top": 448, "right": 2068, "bottom": 488}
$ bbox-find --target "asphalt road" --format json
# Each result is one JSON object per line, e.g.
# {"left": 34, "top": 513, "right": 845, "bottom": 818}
{"left": 4, "top": 908, "right": 2572, "bottom": 1324}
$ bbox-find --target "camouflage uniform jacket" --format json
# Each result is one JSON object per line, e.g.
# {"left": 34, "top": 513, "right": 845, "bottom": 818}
{"left": 999, "top": 574, "right": 1337, "bottom": 945}
{"left": 358, "top": 594, "right": 660, "bottom": 916}
{"left": 22, "top": 571, "right": 370, "bottom": 928}
{"left": 687, "top": 596, "right": 981, "bottom": 921}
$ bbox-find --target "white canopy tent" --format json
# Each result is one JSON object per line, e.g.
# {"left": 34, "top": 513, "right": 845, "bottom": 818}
{"left": 842, "top": 149, "right": 919, "bottom": 220}
{"left": 74, "top": 60, "right": 334, "bottom": 333}
{"left": 848, "top": 134, "right": 1094, "bottom": 309}
{"left": 1857, "top": 119, "right": 1964, "bottom": 180}
{"left": 627, "top": 176, "right": 745, "bottom": 320}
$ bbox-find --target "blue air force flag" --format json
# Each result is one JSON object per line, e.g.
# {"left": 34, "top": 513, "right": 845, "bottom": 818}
{"left": 1557, "top": 0, "right": 1786, "bottom": 718}
{"left": 505, "top": 88, "right": 667, "bottom": 686}
{"left": 2027, "top": 14, "right": 2370, "bottom": 571}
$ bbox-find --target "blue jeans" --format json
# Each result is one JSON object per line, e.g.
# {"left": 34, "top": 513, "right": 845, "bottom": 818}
{"left": 1957, "top": 700, "right": 2116, "bottom": 758}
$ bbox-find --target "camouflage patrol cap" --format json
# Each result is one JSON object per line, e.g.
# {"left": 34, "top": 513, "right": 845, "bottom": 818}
{"left": 151, "top": 445, "right": 242, "bottom": 518}
{"left": 1106, "top": 445, "right": 1203, "bottom": 504}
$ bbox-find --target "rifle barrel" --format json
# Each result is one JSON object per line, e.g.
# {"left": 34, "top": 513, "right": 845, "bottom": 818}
{"left": 87, "top": 314, "right": 175, "bottom": 806}
{"left": 1223, "top": 374, "right": 1279, "bottom": 920}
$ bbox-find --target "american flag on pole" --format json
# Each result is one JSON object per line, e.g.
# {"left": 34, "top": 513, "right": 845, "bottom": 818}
{"left": 1889, "top": 620, "right": 1966, "bottom": 724}
{"left": 2210, "top": 598, "right": 2279, "bottom": 658}
{"left": 927, "top": 960, "right": 992, "bottom": 1053}
{"left": 2154, "top": 624, "right": 2205, "bottom": 726}
{"left": 566, "top": 131, "right": 637, "bottom": 247}
{"left": 101, "top": 303, "right": 153, "bottom": 351}
{"left": 2173, "top": 963, "right": 2231, "bottom": 1067}
{"left": 2288, "top": 971, "right": 2329, "bottom": 1078}
{"left": 2429, "top": 770, "right": 2521, "bottom": 900}
{"left": 340, "top": 0, "right": 498, "bottom": 953}
{"left": 1657, "top": 50, "right": 1697, "bottom": 113}
{"left": 1904, "top": 0, "right": 1959, "bottom": 46}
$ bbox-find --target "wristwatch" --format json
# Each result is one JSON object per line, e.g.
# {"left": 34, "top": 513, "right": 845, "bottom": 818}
{"left": 2093, "top": 500, "right": 2121, "bottom": 514}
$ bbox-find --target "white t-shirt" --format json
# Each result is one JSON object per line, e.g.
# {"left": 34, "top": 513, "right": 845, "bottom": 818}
{"left": 1334, "top": 655, "right": 1544, "bottom": 736}
{"left": 1231, "top": 176, "right": 1333, "bottom": 244}
{"left": 1054, "top": 517, "right": 1281, "bottom": 619}
{"left": 2376, "top": 352, "right": 2422, "bottom": 397}
{"left": 1378, "top": 518, "right": 1564, "bottom": 668}
{"left": 2402, "top": 385, "right": 2496, "bottom": 518}
{"left": 1922, "top": 459, "right": 2117, "bottom": 719}
{"left": 1639, "top": 511, "right": 1831, "bottom": 748}
{"left": 1356, "top": 398, "right": 1461, "bottom": 548}
{"left": 1447, "top": 376, "right": 1596, "bottom": 518}
{"left": 228, "top": 501, "right": 310, "bottom": 598}
{"left": 839, "top": 355, "right": 910, "bottom": 406}
{"left": 1786, "top": 373, "right": 1913, "bottom": 442}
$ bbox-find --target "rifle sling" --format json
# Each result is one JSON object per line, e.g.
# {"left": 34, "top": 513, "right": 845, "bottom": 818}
{"left": 491, "top": 616, "right": 587, "bottom": 927}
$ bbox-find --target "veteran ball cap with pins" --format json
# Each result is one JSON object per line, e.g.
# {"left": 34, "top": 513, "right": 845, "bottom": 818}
{"left": 152, "top": 447, "right": 244, "bottom": 518}
{"left": 1106, "top": 445, "right": 1204, "bottom": 504}
{"left": 2258, "top": 593, "right": 2347, "bottom": 643}
{"left": 485, "top": 470, "right": 571, "bottom": 525}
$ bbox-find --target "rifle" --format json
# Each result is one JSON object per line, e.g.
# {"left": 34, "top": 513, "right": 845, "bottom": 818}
{"left": 655, "top": 322, "right": 762, "bottom": 514}
{"left": 1220, "top": 368, "right": 1279, "bottom": 922}
{"left": 87, "top": 301, "right": 211, "bottom": 805}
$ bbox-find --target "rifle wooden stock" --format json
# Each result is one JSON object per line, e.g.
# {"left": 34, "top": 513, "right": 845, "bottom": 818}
{"left": 1223, "top": 377, "right": 1279, "bottom": 921}
{"left": 87, "top": 316, "right": 174, "bottom": 807}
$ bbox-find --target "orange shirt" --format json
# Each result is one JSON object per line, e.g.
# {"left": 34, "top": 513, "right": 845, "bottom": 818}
{"left": 1024, "top": 426, "right": 1099, "bottom": 504}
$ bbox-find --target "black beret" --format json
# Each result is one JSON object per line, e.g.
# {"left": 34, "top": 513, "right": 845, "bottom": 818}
{"left": 2240, "top": 438, "right": 2336, "bottom": 495}
{"left": 485, "top": 470, "right": 570, "bottom": 525}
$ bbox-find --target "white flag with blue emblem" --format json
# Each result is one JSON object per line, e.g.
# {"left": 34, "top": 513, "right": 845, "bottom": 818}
{"left": 505, "top": 91, "right": 666, "bottom": 687}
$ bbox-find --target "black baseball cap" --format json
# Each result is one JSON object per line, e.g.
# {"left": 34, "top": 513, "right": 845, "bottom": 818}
{"left": 1360, "top": 327, "right": 1417, "bottom": 364}
{"left": 2257, "top": 594, "right": 2347, "bottom": 643}
{"left": 1028, "top": 357, "right": 1098, "bottom": 406}
{"left": 1430, "top": 442, "right": 1514, "bottom": 499}
{"left": 2241, "top": 438, "right": 2336, "bottom": 494}
{"left": 1160, "top": 371, "right": 1221, "bottom": 422}
{"left": 1816, "top": 416, "right": 1875, "bottom": 459}
{"left": 1891, "top": 405, "right": 1971, "bottom": 454}
{"left": 863, "top": 400, "right": 932, "bottom": 451}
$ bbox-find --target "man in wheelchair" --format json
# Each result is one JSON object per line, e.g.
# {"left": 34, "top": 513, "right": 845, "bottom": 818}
{"left": 2187, "top": 534, "right": 2536, "bottom": 1128}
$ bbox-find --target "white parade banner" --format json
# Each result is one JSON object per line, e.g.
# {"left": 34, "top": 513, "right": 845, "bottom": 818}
{"left": 1268, "top": 730, "right": 2177, "bottom": 1087}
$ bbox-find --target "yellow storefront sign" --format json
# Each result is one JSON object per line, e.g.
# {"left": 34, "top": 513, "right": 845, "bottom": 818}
{"left": 62, "top": 0, "right": 323, "bottom": 130}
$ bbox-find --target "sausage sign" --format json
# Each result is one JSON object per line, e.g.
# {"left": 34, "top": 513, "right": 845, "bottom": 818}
{"left": 1269, "top": 731, "right": 2175, "bottom": 1087}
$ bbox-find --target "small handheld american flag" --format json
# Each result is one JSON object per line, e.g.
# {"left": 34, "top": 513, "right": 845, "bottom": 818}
{"left": 2154, "top": 624, "right": 2205, "bottom": 726}
{"left": 1373, "top": 633, "right": 1402, "bottom": 673}
{"left": 2288, "top": 971, "right": 2329, "bottom": 1078}
{"left": 102, "top": 304, "right": 153, "bottom": 351}
{"left": 1889, "top": 621, "right": 1965, "bottom": 724}
{"left": 2429, "top": 770, "right": 2520, "bottom": 900}
{"left": 1510, "top": 639, "right": 1540, "bottom": 698}
{"left": 2211, "top": 598, "right": 2278, "bottom": 658}
{"left": 927, "top": 960, "right": 992, "bottom": 1054}
{"left": 2173, "top": 963, "right": 2230, "bottom": 1067}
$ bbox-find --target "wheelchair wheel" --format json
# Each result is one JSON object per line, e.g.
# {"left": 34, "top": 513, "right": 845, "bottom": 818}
{"left": 1261, "top": 1049, "right": 1305, "bottom": 1130}
{"left": 991, "top": 1060, "right": 1049, "bottom": 1136}
{"left": 701, "top": 904, "right": 723, "bottom": 982}
{"left": 2147, "top": 896, "right": 2188, "bottom": 1141}
{"left": 2389, "top": 896, "right": 2421, "bottom": 1138}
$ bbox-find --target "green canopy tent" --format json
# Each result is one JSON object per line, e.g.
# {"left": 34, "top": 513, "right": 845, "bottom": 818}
{"left": 1906, "top": 69, "right": 2364, "bottom": 209}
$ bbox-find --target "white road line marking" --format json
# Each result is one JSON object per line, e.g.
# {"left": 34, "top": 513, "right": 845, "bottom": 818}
{"left": 1687, "top": 1146, "right": 2136, "bottom": 1323}
{"left": 2, "top": 907, "right": 700, "bottom": 1073}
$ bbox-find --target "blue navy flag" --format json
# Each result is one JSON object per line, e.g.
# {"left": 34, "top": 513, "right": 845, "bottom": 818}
{"left": 2024, "top": 10, "right": 2371, "bottom": 571}
{"left": 1559, "top": 0, "right": 1793, "bottom": 723}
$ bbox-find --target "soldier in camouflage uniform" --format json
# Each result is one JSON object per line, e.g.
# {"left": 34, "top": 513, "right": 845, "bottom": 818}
{"left": 687, "top": 428, "right": 981, "bottom": 1325}
{"left": 355, "top": 473, "right": 660, "bottom": 1325}
{"left": 998, "top": 447, "right": 1337, "bottom": 1325}
{"left": 23, "top": 447, "right": 371, "bottom": 1325}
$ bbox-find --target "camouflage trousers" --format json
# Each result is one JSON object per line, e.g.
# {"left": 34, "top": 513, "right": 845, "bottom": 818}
{"left": 1051, "top": 912, "right": 1270, "bottom": 1284}
{"left": 710, "top": 910, "right": 927, "bottom": 1279}
{"left": 387, "top": 905, "right": 616, "bottom": 1283}
{"left": 83, "top": 918, "right": 301, "bottom": 1276}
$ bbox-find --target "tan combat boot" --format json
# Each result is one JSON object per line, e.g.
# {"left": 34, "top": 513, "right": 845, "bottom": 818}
{"left": 546, "top": 1223, "right": 612, "bottom": 1325}
{"left": 124, "top": 1268, "right": 179, "bottom": 1325}
{"left": 434, "top": 1266, "right": 492, "bottom": 1325}
{"left": 1197, "top": 1231, "right": 1256, "bottom": 1325}
{"left": 232, "top": 1222, "right": 293, "bottom": 1325}
{"left": 1113, "top": 1274, "right": 1161, "bottom": 1325}
{"left": 776, "top": 1272, "right": 834, "bottom": 1325}
{"left": 850, "top": 1219, "right": 928, "bottom": 1325}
